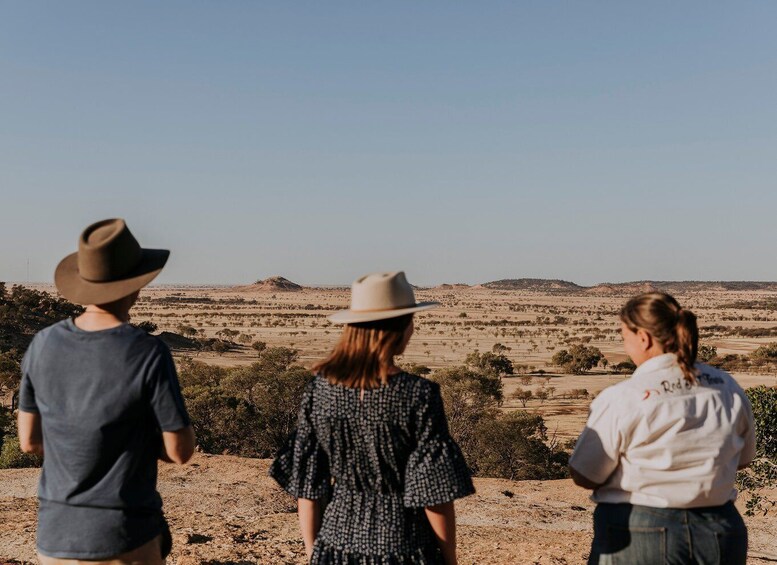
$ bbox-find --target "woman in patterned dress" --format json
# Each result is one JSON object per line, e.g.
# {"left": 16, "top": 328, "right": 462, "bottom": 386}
{"left": 271, "top": 271, "right": 474, "bottom": 564}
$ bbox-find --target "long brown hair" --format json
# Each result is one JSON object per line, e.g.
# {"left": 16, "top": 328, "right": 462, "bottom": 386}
{"left": 313, "top": 314, "right": 413, "bottom": 389}
{"left": 620, "top": 292, "right": 699, "bottom": 384}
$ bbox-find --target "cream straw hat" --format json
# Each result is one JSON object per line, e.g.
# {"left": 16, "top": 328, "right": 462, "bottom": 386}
{"left": 328, "top": 271, "right": 440, "bottom": 324}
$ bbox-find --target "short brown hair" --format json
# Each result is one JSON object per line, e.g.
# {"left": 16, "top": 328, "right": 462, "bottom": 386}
{"left": 313, "top": 314, "right": 413, "bottom": 389}
{"left": 620, "top": 292, "right": 699, "bottom": 384}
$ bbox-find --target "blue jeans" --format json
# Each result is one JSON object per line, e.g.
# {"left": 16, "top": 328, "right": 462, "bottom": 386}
{"left": 588, "top": 502, "right": 747, "bottom": 565}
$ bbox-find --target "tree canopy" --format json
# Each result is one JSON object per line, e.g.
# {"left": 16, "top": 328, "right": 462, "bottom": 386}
{"left": 551, "top": 344, "right": 604, "bottom": 374}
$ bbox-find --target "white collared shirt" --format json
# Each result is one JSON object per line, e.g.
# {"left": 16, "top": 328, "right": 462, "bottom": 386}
{"left": 569, "top": 353, "right": 756, "bottom": 508}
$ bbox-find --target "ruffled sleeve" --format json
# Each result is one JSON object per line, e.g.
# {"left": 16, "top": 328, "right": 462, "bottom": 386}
{"left": 269, "top": 381, "right": 331, "bottom": 500}
{"left": 403, "top": 381, "right": 475, "bottom": 508}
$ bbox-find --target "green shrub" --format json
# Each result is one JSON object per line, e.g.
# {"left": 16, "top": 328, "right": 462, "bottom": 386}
{"left": 472, "top": 411, "right": 568, "bottom": 480}
{"left": 464, "top": 350, "right": 514, "bottom": 377}
{"left": 697, "top": 345, "right": 717, "bottom": 363}
{"left": 551, "top": 345, "right": 603, "bottom": 374}
{"left": 431, "top": 363, "right": 568, "bottom": 481}
{"left": 0, "top": 434, "right": 42, "bottom": 469}
{"left": 736, "top": 386, "right": 777, "bottom": 516}
{"left": 748, "top": 386, "right": 777, "bottom": 459}
{"left": 178, "top": 347, "right": 313, "bottom": 458}
{"left": 0, "top": 406, "right": 41, "bottom": 469}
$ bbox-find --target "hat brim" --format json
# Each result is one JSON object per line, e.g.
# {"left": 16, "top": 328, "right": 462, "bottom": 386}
{"left": 54, "top": 248, "right": 170, "bottom": 305}
{"left": 328, "top": 301, "right": 440, "bottom": 324}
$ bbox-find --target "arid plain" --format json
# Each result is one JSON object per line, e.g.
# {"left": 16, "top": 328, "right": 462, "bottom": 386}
{"left": 135, "top": 278, "right": 777, "bottom": 442}
{"left": 2, "top": 278, "right": 776, "bottom": 564}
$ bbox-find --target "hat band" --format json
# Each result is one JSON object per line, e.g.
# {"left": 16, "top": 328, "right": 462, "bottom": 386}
{"left": 79, "top": 256, "right": 141, "bottom": 282}
{"left": 348, "top": 303, "right": 419, "bottom": 313}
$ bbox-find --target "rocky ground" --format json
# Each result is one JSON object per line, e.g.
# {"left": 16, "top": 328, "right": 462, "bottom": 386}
{"left": 1, "top": 454, "right": 775, "bottom": 564}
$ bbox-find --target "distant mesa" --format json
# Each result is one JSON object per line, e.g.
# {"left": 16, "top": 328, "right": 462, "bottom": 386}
{"left": 585, "top": 281, "right": 777, "bottom": 295}
{"left": 234, "top": 276, "right": 304, "bottom": 292}
{"left": 584, "top": 282, "right": 659, "bottom": 296}
{"left": 482, "top": 279, "right": 584, "bottom": 293}
{"left": 482, "top": 279, "right": 777, "bottom": 295}
{"left": 226, "top": 276, "right": 777, "bottom": 295}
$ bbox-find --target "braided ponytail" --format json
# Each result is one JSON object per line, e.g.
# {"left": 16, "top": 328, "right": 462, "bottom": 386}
{"left": 620, "top": 293, "right": 700, "bottom": 384}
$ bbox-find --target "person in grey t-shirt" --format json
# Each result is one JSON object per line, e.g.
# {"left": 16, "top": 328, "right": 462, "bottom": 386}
{"left": 17, "top": 219, "right": 195, "bottom": 564}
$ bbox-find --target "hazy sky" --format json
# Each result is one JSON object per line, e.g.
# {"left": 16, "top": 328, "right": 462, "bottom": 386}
{"left": 1, "top": 2, "right": 776, "bottom": 287}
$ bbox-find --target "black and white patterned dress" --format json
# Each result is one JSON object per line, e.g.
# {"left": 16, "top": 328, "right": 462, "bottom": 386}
{"left": 270, "top": 372, "right": 474, "bottom": 564}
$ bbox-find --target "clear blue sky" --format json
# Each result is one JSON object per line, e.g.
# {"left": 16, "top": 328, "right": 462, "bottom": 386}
{"left": 1, "top": 2, "right": 776, "bottom": 287}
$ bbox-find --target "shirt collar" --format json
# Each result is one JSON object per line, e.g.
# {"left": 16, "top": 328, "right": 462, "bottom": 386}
{"left": 632, "top": 353, "right": 678, "bottom": 380}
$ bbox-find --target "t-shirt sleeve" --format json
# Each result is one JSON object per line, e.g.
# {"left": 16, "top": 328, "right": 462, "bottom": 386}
{"left": 18, "top": 347, "right": 39, "bottom": 413}
{"left": 569, "top": 388, "right": 624, "bottom": 485}
{"left": 146, "top": 343, "right": 190, "bottom": 431}
{"left": 737, "top": 389, "right": 757, "bottom": 467}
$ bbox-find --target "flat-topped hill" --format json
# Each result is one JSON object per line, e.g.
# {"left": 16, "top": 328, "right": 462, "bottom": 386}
{"left": 482, "top": 278, "right": 584, "bottom": 293}
{"left": 481, "top": 279, "right": 777, "bottom": 295}
{"left": 234, "top": 276, "right": 304, "bottom": 292}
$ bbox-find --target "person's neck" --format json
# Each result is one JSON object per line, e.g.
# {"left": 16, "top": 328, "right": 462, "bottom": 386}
{"left": 633, "top": 347, "right": 667, "bottom": 367}
{"left": 74, "top": 305, "right": 130, "bottom": 331}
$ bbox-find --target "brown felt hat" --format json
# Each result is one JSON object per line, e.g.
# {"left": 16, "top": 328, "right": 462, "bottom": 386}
{"left": 54, "top": 219, "right": 169, "bottom": 305}
{"left": 328, "top": 271, "right": 440, "bottom": 324}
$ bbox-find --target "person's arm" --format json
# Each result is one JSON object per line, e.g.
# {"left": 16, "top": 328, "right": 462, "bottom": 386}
{"left": 737, "top": 387, "right": 757, "bottom": 471}
{"left": 17, "top": 411, "right": 44, "bottom": 455}
{"left": 298, "top": 498, "right": 322, "bottom": 560}
{"left": 159, "top": 426, "right": 196, "bottom": 464}
{"left": 425, "top": 502, "right": 457, "bottom": 565}
{"left": 570, "top": 466, "right": 603, "bottom": 490}
{"left": 568, "top": 389, "right": 625, "bottom": 491}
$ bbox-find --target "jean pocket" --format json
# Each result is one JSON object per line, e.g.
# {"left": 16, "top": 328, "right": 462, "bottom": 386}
{"left": 714, "top": 530, "right": 747, "bottom": 565}
{"left": 602, "top": 525, "right": 666, "bottom": 565}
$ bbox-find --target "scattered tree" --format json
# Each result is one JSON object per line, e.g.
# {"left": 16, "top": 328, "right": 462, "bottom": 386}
{"left": 132, "top": 320, "right": 158, "bottom": 333}
{"left": 512, "top": 387, "right": 533, "bottom": 408}
{"left": 551, "top": 345, "right": 603, "bottom": 374}
{"left": 612, "top": 360, "right": 637, "bottom": 374}
{"left": 698, "top": 345, "right": 718, "bottom": 363}
{"left": 465, "top": 350, "right": 514, "bottom": 377}
{"left": 176, "top": 325, "right": 198, "bottom": 338}
{"left": 534, "top": 388, "right": 550, "bottom": 404}
{"left": 401, "top": 362, "right": 432, "bottom": 376}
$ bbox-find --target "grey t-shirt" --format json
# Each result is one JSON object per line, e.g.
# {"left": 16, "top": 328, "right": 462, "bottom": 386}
{"left": 19, "top": 318, "right": 190, "bottom": 559}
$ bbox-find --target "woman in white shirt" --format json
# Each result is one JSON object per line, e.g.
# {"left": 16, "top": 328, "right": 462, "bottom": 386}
{"left": 570, "top": 292, "right": 756, "bottom": 565}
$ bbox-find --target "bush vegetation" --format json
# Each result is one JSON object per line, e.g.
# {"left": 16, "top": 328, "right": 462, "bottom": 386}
{"left": 429, "top": 364, "right": 568, "bottom": 479}
{"left": 702, "top": 343, "right": 777, "bottom": 374}
{"left": 0, "top": 406, "right": 42, "bottom": 469}
{"left": 551, "top": 344, "right": 604, "bottom": 374}
{"left": 737, "top": 386, "right": 777, "bottom": 516}
{"left": 0, "top": 284, "right": 82, "bottom": 467}
{"left": 176, "top": 352, "right": 569, "bottom": 481}
{"left": 0, "top": 283, "right": 83, "bottom": 405}
{"left": 177, "top": 347, "right": 312, "bottom": 457}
